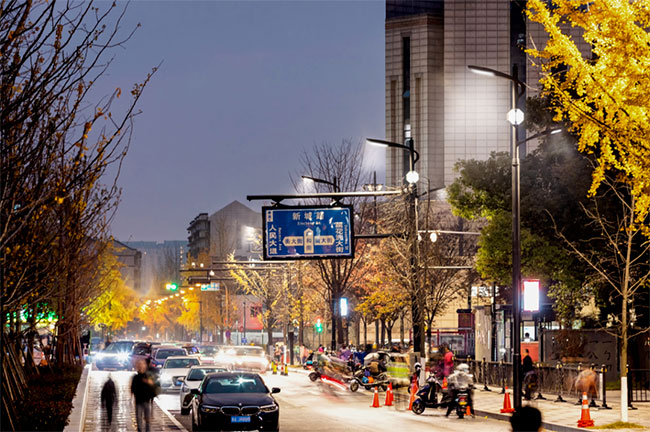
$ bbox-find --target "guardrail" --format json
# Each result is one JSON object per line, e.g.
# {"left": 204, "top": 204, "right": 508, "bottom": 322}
{"left": 465, "top": 357, "right": 613, "bottom": 407}
{"left": 629, "top": 367, "right": 650, "bottom": 403}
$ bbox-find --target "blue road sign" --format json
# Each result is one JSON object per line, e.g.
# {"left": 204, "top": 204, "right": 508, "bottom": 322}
{"left": 262, "top": 205, "right": 354, "bottom": 260}
{"left": 200, "top": 282, "right": 220, "bottom": 291}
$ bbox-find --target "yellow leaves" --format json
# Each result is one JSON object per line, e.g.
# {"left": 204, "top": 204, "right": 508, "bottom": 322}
{"left": 526, "top": 0, "right": 650, "bottom": 233}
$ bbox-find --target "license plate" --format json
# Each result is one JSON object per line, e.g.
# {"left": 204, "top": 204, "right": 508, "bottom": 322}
{"left": 231, "top": 416, "right": 251, "bottom": 423}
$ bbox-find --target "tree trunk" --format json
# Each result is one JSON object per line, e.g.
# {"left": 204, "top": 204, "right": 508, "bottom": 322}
{"left": 380, "top": 320, "right": 386, "bottom": 347}
{"left": 330, "top": 296, "right": 337, "bottom": 350}
{"left": 386, "top": 322, "right": 393, "bottom": 346}
{"left": 363, "top": 319, "right": 367, "bottom": 347}
{"left": 620, "top": 216, "right": 634, "bottom": 422}
{"left": 400, "top": 314, "right": 405, "bottom": 344}
{"left": 375, "top": 320, "right": 379, "bottom": 346}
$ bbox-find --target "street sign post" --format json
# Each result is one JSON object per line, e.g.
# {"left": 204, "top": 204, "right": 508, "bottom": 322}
{"left": 262, "top": 205, "right": 354, "bottom": 260}
{"left": 200, "top": 282, "right": 220, "bottom": 291}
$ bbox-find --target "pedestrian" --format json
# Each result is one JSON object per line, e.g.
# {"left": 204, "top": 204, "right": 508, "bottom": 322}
{"left": 443, "top": 345, "right": 454, "bottom": 377}
{"left": 131, "top": 359, "right": 155, "bottom": 432}
{"left": 510, "top": 406, "right": 542, "bottom": 432}
{"left": 101, "top": 374, "right": 117, "bottom": 425}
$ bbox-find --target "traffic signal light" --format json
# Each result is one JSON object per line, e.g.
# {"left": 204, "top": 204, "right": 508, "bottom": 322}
{"left": 165, "top": 282, "right": 178, "bottom": 291}
{"left": 315, "top": 318, "right": 323, "bottom": 333}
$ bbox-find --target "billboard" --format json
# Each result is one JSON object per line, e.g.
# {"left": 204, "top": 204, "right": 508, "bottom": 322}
{"left": 262, "top": 205, "right": 354, "bottom": 260}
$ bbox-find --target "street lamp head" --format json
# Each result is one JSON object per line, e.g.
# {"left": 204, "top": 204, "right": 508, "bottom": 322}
{"left": 468, "top": 65, "right": 497, "bottom": 77}
{"left": 301, "top": 176, "right": 314, "bottom": 185}
{"left": 507, "top": 108, "right": 525, "bottom": 125}
{"left": 209, "top": 270, "right": 215, "bottom": 277}
{"left": 366, "top": 138, "right": 389, "bottom": 148}
{"left": 430, "top": 231, "right": 438, "bottom": 243}
{"left": 406, "top": 170, "right": 420, "bottom": 184}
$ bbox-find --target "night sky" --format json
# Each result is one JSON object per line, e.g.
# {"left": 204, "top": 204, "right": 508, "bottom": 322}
{"left": 103, "top": 1, "right": 386, "bottom": 241}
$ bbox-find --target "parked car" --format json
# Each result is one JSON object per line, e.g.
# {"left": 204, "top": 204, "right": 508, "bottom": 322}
{"left": 160, "top": 356, "right": 200, "bottom": 392}
{"left": 179, "top": 365, "right": 228, "bottom": 415}
{"left": 95, "top": 341, "right": 135, "bottom": 370}
{"left": 190, "top": 372, "right": 280, "bottom": 431}
{"left": 151, "top": 345, "right": 187, "bottom": 369}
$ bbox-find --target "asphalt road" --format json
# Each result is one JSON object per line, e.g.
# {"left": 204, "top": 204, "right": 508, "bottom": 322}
{"left": 157, "top": 369, "right": 512, "bottom": 432}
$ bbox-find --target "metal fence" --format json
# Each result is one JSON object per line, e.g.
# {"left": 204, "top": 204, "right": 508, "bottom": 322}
{"left": 465, "top": 358, "right": 613, "bottom": 407}
{"left": 629, "top": 368, "right": 650, "bottom": 403}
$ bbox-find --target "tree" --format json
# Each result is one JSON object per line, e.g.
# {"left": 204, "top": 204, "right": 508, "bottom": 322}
{"left": 526, "top": 0, "right": 650, "bottom": 234}
{"left": 294, "top": 139, "right": 372, "bottom": 350}
{"left": 84, "top": 246, "right": 138, "bottom": 333}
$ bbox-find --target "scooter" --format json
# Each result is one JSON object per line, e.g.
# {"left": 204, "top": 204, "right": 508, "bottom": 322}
{"left": 411, "top": 374, "right": 450, "bottom": 414}
{"left": 454, "top": 386, "right": 471, "bottom": 419}
{"left": 349, "top": 367, "right": 389, "bottom": 392}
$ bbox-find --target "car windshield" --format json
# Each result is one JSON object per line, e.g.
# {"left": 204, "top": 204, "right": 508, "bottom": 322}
{"left": 199, "top": 346, "right": 217, "bottom": 355}
{"left": 156, "top": 349, "right": 185, "bottom": 359}
{"left": 103, "top": 343, "right": 131, "bottom": 353}
{"left": 165, "top": 358, "right": 199, "bottom": 368}
{"left": 204, "top": 375, "right": 267, "bottom": 393}
{"left": 187, "top": 368, "right": 224, "bottom": 381}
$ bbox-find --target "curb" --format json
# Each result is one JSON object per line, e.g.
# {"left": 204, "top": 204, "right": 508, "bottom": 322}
{"left": 154, "top": 397, "right": 189, "bottom": 432}
{"left": 63, "top": 364, "right": 91, "bottom": 432}
{"left": 473, "top": 409, "right": 584, "bottom": 432}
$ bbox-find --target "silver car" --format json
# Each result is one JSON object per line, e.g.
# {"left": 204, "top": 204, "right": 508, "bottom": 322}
{"left": 179, "top": 365, "right": 228, "bottom": 415}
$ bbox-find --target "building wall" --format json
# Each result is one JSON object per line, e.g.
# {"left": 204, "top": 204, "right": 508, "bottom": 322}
{"left": 209, "top": 200, "right": 262, "bottom": 262}
{"left": 113, "top": 240, "right": 142, "bottom": 292}
{"left": 125, "top": 240, "right": 187, "bottom": 294}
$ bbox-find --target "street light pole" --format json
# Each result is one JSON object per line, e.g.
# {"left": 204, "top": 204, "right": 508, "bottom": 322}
{"left": 510, "top": 63, "right": 523, "bottom": 411}
{"left": 468, "top": 63, "right": 526, "bottom": 410}
{"left": 366, "top": 136, "right": 424, "bottom": 356}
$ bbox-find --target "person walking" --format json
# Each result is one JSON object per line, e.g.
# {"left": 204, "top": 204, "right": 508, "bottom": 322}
{"left": 131, "top": 360, "right": 155, "bottom": 432}
{"left": 101, "top": 374, "right": 117, "bottom": 426}
{"left": 443, "top": 345, "right": 454, "bottom": 377}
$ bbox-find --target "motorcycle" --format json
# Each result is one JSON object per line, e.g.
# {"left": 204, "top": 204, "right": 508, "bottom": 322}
{"left": 454, "top": 386, "right": 471, "bottom": 419}
{"left": 349, "top": 367, "right": 389, "bottom": 392}
{"left": 308, "top": 369, "right": 321, "bottom": 382}
{"left": 411, "top": 374, "right": 450, "bottom": 414}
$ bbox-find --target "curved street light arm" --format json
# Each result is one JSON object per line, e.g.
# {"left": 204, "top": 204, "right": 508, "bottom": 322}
{"left": 301, "top": 175, "right": 340, "bottom": 192}
{"left": 467, "top": 65, "right": 526, "bottom": 97}
{"left": 366, "top": 138, "right": 420, "bottom": 165}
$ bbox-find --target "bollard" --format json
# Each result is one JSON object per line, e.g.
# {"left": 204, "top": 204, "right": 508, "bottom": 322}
{"left": 500, "top": 360, "right": 506, "bottom": 394}
{"left": 575, "top": 363, "right": 584, "bottom": 405}
{"left": 554, "top": 362, "right": 566, "bottom": 403}
{"left": 535, "top": 362, "right": 546, "bottom": 400}
{"left": 483, "top": 358, "right": 491, "bottom": 391}
{"left": 589, "top": 364, "right": 599, "bottom": 408}
{"left": 600, "top": 364, "right": 611, "bottom": 409}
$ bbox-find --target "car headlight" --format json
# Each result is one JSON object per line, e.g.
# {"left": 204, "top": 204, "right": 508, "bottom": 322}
{"left": 260, "top": 404, "right": 278, "bottom": 413}
{"left": 118, "top": 353, "right": 129, "bottom": 361}
{"left": 201, "top": 405, "right": 219, "bottom": 413}
{"left": 160, "top": 374, "right": 171, "bottom": 383}
{"left": 95, "top": 353, "right": 105, "bottom": 360}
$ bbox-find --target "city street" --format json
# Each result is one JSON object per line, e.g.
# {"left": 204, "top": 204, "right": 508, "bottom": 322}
{"left": 155, "top": 370, "right": 511, "bottom": 432}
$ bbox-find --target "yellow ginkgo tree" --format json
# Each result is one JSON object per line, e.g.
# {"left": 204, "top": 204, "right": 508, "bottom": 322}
{"left": 527, "top": 0, "right": 650, "bottom": 422}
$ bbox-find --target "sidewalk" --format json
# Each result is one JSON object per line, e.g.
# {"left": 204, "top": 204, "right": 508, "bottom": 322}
{"left": 83, "top": 370, "right": 184, "bottom": 431}
{"left": 472, "top": 386, "right": 650, "bottom": 432}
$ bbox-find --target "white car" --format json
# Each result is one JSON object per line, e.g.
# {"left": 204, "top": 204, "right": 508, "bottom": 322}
{"left": 178, "top": 365, "right": 228, "bottom": 415}
{"left": 160, "top": 356, "right": 200, "bottom": 392}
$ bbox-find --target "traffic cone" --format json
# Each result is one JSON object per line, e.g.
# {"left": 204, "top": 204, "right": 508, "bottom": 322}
{"left": 371, "top": 387, "right": 381, "bottom": 408}
{"left": 385, "top": 383, "right": 393, "bottom": 406}
{"left": 500, "top": 386, "right": 515, "bottom": 413}
{"left": 577, "top": 392, "right": 595, "bottom": 427}
{"left": 442, "top": 377, "right": 448, "bottom": 390}
{"left": 408, "top": 381, "right": 418, "bottom": 411}
{"left": 466, "top": 404, "right": 472, "bottom": 417}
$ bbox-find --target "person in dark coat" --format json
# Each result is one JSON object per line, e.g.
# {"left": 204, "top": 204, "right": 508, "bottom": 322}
{"left": 131, "top": 360, "right": 156, "bottom": 432}
{"left": 101, "top": 374, "right": 117, "bottom": 425}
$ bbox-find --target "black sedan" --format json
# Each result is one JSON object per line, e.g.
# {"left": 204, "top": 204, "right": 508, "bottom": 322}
{"left": 190, "top": 372, "right": 280, "bottom": 431}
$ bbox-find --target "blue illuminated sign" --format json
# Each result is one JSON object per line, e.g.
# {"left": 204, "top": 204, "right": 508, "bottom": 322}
{"left": 262, "top": 206, "right": 354, "bottom": 260}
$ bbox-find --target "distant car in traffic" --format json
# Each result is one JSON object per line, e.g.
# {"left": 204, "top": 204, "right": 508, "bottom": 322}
{"left": 95, "top": 341, "right": 135, "bottom": 370}
{"left": 179, "top": 365, "right": 228, "bottom": 415}
{"left": 151, "top": 345, "right": 187, "bottom": 369}
{"left": 190, "top": 371, "right": 280, "bottom": 431}
{"left": 225, "top": 346, "right": 269, "bottom": 373}
{"left": 197, "top": 345, "right": 219, "bottom": 365}
{"left": 131, "top": 342, "right": 153, "bottom": 368}
{"left": 160, "top": 356, "right": 201, "bottom": 392}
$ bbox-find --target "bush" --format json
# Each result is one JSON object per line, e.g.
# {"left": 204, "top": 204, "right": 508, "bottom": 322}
{"left": 15, "top": 366, "right": 83, "bottom": 431}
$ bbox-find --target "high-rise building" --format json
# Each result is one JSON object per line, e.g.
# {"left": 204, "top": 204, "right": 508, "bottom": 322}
{"left": 187, "top": 213, "right": 210, "bottom": 260}
{"left": 384, "top": 0, "right": 589, "bottom": 188}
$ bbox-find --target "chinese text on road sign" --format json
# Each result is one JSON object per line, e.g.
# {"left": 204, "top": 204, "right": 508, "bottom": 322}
{"left": 263, "top": 206, "right": 354, "bottom": 260}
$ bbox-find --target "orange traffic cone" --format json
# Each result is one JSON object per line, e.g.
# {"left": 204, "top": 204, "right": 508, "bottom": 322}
{"left": 577, "top": 392, "right": 595, "bottom": 427}
{"left": 371, "top": 387, "right": 381, "bottom": 408}
{"left": 500, "top": 386, "right": 515, "bottom": 413}
{"left": 466, "top": 404, "right": 472, "bottom": 417}
{"left": 385, "top": 383, "right": 394, "bottom": 406}
{"left": 442, "top": 377, "right": 448, "bottom": 390}
{"left": 408, "top": 381, "right": 419, "bottom": 411}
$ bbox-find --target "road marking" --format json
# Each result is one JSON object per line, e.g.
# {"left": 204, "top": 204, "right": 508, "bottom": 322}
{"left": 154, "top": 398, "right": 188, "bottom": 432}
